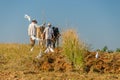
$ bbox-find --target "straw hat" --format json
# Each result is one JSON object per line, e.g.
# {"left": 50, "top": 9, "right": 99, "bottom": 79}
{"left": 48, "top": 23, "right": 51, "bottom": 26}
{"left": 32, "top": 19, "right": 37, "bottom": 23}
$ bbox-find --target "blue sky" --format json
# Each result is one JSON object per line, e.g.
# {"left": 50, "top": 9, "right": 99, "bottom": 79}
{"left": 0, "top": 0, "right": 120, "bottom": 50}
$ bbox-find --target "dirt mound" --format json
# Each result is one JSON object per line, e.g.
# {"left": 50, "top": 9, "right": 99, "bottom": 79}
{"left": 84, "top": 51, "right": 120, "bottom": 73}
{"left": 32, "top": 49, "right": 73, "bottom": 72}
{"left": 32, "top": 48, "right": 120, "bottom": 73}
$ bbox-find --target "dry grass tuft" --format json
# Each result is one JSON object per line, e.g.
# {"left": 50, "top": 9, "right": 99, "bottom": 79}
{"left": 62, "top": 29, "right": 87, "bottom": 69}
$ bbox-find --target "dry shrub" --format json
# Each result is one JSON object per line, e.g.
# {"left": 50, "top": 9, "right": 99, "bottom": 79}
{"left": 62, "top": 29, "right": 87, "bottom": 69}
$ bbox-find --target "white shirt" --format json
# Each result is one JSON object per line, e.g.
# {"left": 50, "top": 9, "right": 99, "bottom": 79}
{"left": 43, "top": 27, "right": 53, "bottom": 39}
{"left": 28, "top": 22, "right": 37, "bottom": 36}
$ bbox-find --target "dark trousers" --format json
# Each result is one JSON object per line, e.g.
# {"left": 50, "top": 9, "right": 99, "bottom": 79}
{"left": 46, "top": 39, "right": 52, "bottom": 48}
{"left": 30, "top": 38, "right": 35, "bottom": 47}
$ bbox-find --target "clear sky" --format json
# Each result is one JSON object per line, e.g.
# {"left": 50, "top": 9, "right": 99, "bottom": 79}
{"left": 0, "top": 0, "right": 120, "bottom": 50}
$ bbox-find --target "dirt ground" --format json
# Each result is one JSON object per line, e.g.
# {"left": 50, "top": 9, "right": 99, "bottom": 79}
{"left": 0, "top": 44, "right": 120, "bottom": 80}
{"left": 0, "top": 70, "right": 120, "bottom": 80}
{"left": 84, "top": 51, "right": 120, "bottom": 74}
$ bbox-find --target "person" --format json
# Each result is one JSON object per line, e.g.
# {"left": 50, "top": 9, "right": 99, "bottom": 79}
{"left": 43, "top": 23, "right": 54, "bottom": 48}
{"left": 52, "top": 26, "right": 60, "bottom": 48}
{"left": 28, "top": 19, "right": 37, "bottom": 51}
